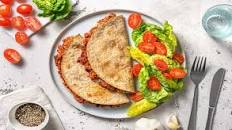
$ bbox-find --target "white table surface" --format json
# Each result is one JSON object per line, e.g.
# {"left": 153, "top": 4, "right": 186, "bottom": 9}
{"left": 1, "top": 0, "right": 232, "bottom": 130}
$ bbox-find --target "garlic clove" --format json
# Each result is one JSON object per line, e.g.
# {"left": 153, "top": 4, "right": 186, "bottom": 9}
{"left": 167, "top": 114, "right": 181, "bottom": 130}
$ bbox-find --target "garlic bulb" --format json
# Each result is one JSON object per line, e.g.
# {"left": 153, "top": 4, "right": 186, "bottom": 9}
{"left": 167, "top": 114, "right": 181, "bottom": 130}
{"left": 135, "top": 118, "right": 164, "bottom": 130}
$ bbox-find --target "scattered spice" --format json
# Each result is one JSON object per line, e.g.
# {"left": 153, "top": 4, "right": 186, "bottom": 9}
{"left": 15, "top": 103, "right": 46, "bottom": 127}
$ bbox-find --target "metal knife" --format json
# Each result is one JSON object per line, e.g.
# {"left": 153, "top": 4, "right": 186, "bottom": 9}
{"left": 205, "top": 68, "right": 226, "bottom": 130}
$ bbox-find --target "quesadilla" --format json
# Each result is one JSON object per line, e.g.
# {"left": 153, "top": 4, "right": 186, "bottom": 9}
{"left": 55, "top": 35, "right": 129, "bottom": 105}
{"left": 86, "top": 13, "right": 135, "bottom": 93}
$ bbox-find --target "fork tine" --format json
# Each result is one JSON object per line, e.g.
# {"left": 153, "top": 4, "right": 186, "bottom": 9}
{"left": 191, "top": 56, "right": 197, "bottom": 72}
{"left": 202, "top": 57, "right": 207, "bottom": 71}
{"left": 195, "top": 56, "right": 201, "bottom": 71}
{"left": 199, "top": 57, "right": 204, "bottom": 71}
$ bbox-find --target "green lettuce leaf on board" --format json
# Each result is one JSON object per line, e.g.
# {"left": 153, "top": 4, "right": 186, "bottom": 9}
{"left": 33, "top": 0, "right": 72, "bottom": 21}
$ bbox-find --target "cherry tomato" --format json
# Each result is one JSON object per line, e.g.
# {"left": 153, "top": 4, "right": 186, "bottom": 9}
{"left": 4, "top": 49, "right": 21, "bottom": 64}
{"left": 132, "top": 63, "right": 143, "bottom": 77}
{"left": 154, "top": 59, "right": 168, "bottom": 71}
{"left": 154, "top": 42, "right": 167, "bottom": 55}
{"left": 11, "top": 16, "right": 26, "bottom": 30}
{"left": 0, "top": 0, "right": 13, "bottom": 5}
{"left": 17, "top": 4, "right": 33, "bottom": 15}
{"left": 173, "top": 52, "right": 184, "bottom": 64}
{"left": 143, "top": 31, "right": 157, "bottom": 43}
{"left": 163, "top": 72, "right": 173, "bottom": 79}
{"left": 0, "top": 4, "right": 12, "bottom": 17}
{"left": 128, "top": 12, "right": 142, "bottom": 29}
{"left": 24, "top": 16, "right": 42, "bottom": 32}
{"left": 129, "top": 91, "right": 143, "bottom": 102}
{"left": 0, "top": 16, "right": 11, "bottom": 27}
{"left": 138, "top": 42, "right": 156, "bottom": 54}
{"left": 147, "top": 77, "right": 161, "bottom": 91}
{"left": 15, "top": 31, "right": 29, "bottom": 45}
{"left": 169, "top": 68, "right": 187, "bottom": 79}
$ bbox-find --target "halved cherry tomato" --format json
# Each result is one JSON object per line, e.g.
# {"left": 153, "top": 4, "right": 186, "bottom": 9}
{"left": 17, "top": 4, "right": 33, "bottom": 15}
{"left": 169, "top": 68, "right": 187, "bottom": 79}
{"left": 128, "top": 12, "right": 142, "bottom": 29}
{"left": 0, "top": 0, "right": 13, "bottom": 5}
{"left": 147, "top": 77, "right": 161, "bottom": 91}
{"left": 138, "top": 42, "right": 156, "bottom": 54}
{"left": 154, "top": 42, "right": 167, "bottom": 55}
{"left": 24, "top": 16, "right": 42, "bottom": 32}
{"left": 0, "top": 16, "right": 11, "bottom": 27}
{"left": 129, "top": 91, "right": 144, "bottom": 102}
{"left": 143, "top": 31, "right": 157, "bottom": 43}
{"left": 154, "top": 59, "right": 168, "bottom": 71}
{"left": 4, "top": 49, "right": 21, "bottom": 64}
{"left": 11, "top": 16, "right": 26, "bottom": 30}
{"left": 163, "top": 72, "right": 173, "bottom": 79}
{"left": 0, "top": 4, "right": 12, "bottom": 17}
{"left": 173, "top": 52, "right": 184, "bottom": 64}
{"left": 15, "top": 31, "right": 29, "bottom": 45}
{"left": 132, "top": 63, "right": 143, "bottom": 77}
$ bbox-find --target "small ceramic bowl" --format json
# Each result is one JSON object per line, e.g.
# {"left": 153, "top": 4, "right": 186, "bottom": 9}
{"left": 8, "top": 102, "right": 49, "bottom": 130}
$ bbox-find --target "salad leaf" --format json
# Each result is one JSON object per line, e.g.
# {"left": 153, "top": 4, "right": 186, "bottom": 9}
{"left": 33, "top": 0, "right": 72, "bottom": 21}
{"left": 131, "top": 25, "right": 144, "bottom": 46}
{"left": 138, "top": 65, "right": 171, "bottom": 102}
{"left": 153, "top": 54, "right": 181, "bottom": 69}
{"left": 163, "top": 21, "right": 177, "bottom": 48}
{"left": 52, "top": 1, "right": 72, "bottom": 20}
{"left": 33, "top": 0, "right": 54, "bottom": 12}
{"left": 132, "top": 23, "right": 162, "bottom": 46}
{"left": 128, "top": 47, "right": 154, "bottom": 65}
{"left": 131, "top": 22, "right": 177, "bottom": 58}
{"left": 127, "top": 99, "right": 157, "bottom": 117}
{"left": 128, "top": 47, "right": 182, "bottom": 70}
{"left": 166, "top": 79, "right": 184, "bottom": 92}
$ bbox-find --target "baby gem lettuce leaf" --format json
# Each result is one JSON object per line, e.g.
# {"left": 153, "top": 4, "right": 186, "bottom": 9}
{"left": 153, "top": 54, "right": 181, "bottom": 70}
{"left": 127, "top": 99, "right": 157, "bottom": 117}
{"left": 138, "top": 65, "right": 172, "bottom": 103}
{"left": 127, "top": 64, "right": 172, "bottom": 117}
{"left": 128, "top": 47, "right": 181, "bottom": 70}
{"left": 128, "top": 47, "right": 154, "bottom": 65}
{"left": 132, "top": 23, "right": 162, "bottom": 46}
{"left": 33, "top": 0, "right": 72, "bottom": 21}
{"left": 131, "top": 21, "right": 177, "bottom": 58}
{"left": 127, "top": 64, "right": 184, "bottom": 117}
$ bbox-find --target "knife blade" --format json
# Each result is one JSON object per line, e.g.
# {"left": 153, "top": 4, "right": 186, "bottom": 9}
{"left": 209, "top": 68, "right": 226, "bottom": 107}
{"left": 206, "top": 68, "right": 226, "bottom": 130}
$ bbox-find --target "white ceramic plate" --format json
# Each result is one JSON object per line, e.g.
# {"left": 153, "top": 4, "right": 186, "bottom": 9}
{"left": 49, "top": 9, "right": 186, "bottom": 119}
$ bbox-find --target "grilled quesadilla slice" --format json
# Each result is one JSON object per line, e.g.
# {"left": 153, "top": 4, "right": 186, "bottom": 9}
{"left": 86, "top": 13, "right": 135, "bottom": 93}
{"left": 55, "top": 35, "right": 129, "bottom": 105}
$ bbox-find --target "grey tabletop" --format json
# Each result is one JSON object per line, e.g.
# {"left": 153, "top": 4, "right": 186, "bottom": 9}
{"left": 0, "top": 0, "right": 232, "bottom": 130}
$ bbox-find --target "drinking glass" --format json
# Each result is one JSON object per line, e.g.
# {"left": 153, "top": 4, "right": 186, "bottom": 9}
{"left": 202, "top": 4, "right": 232, "bottom": 39}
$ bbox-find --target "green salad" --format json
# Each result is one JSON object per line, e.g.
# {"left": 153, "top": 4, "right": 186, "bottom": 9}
{"left": 127, "top": 13, "right": 187, "bottom": 117}
{"left": 33, "top": 0, "right": 72, "bottom": 21}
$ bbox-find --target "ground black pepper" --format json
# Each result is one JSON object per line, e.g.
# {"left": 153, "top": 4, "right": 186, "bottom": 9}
{"left": 15, "top": 103, "right": 46, "bottom": 127}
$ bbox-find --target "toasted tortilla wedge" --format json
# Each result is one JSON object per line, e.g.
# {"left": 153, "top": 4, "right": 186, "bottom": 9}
{"left": 55, "top": 35, "right": 129, "bottom": 105}
{"left": 86, "top": 14, "right": 135, "bottom": 93}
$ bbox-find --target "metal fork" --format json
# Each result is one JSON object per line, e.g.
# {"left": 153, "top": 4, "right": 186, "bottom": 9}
{"left": 188, "top": 56, "right": 207, "bottom": 130}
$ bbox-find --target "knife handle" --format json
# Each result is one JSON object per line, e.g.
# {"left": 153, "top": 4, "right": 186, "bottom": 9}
{"left": 205, "top": 107, "right": 216, "bottom": 130}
